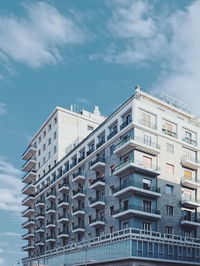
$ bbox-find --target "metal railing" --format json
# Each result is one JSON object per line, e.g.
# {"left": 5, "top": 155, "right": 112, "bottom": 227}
{"left": 91, "top": 157, "right": 105, "bottom": 167}
{"left": 120, "top": 119, "right": 132, "bottom": 130}
{"left": 162, "top": 127, "right": 177, "bottom": 137}
{"left": 22, "top": 207, "right": 34, "bottom": 215}
{"left": 90, "top": 197, "right": 105, "bottom": 204}
{"left": 182, "top": 155, "right": 200, "bottom": 164}
{"left": 183, "top": 137, "right": 197, "bottom": 146}
{"left": 139, "top": 119, "right": 157, "bottom": 130}
{"left": 90, "top": 178, "right": 105, "bottom": 186}
{"left": 90, "top": 216, "right": 105, "bottom": 223}
{"left": 113, "top": 204, "right": 160, "bottom": 215}
{"left": 96, "top": 139, "right": 105, "bottom": 149}
{"left": 113, "top": 180, "right": 160, "bottom": 193}
{"left": 22, "top": 219, "right": 34, "bottom": 227}
{"left": 107, "top": 129, "right": 118, "bottom": 140}
{"left": 73, "top": 206, "right": 85, "bottom": 213}
{"left": 72, "top": 188, "right": 84, "bottom": 196}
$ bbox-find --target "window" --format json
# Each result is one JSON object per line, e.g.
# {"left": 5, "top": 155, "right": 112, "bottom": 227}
{"left": 167, "top": 143, "right": 174, "bottom": 153}
{"left": 182, "top": 190, "right": 193, "bottom": 201}
{"left": 54, "top": 131, "right": 57, "bottom": 139}
{"left": 43, "top": 144, "right": 46, "bottom": 151}
{"left": 110, "top": 206, "right": 114, "bottom": 215}
{"left": 38, "top": 136, "right": 41, "bottom": 143}
{"left": 109, "top": 226, "right": 114, "bottom": 233}
{"left": 144, "top": 134, "right": 152, "bottom": 146}
{"left": 183, "top": 128, "right": 197, "bottom": 145}
{"left": 48, "top": 151, "right": 51, "bottom": 159}
{"left": 48, "top": 124, "right": 51, "bottom": 131}
{"left": 143, "top": 156, "right": 152, "bottom": 168}
{"left": 48, "top": 138, "right": 51, "bottom": 145}
{"left": 143, "top": 200, "right": 151, "bottom": 212}
{"left": 54, "top": 146, "right": 57, "bottom": 154}
{"left": 54, "top": 117, "right": 57, "bottom": 124}
{"left": 139, "top": 110, "right": 156, "bottom": 129}
{"left": 184, "top": 170, "right": 192, "bottom": 180}
{"left": 162, "top": 120, "right": 177, "bottom": 137}
{"left": 166, "top": 163, "right": 174, "bottom": 175}
{"left": 43, "top": 157, "right": 45, "bottom": 164}
{"left": 43, "top": 130, "right": 46, "bottom": 137}
{"left": 143, "top": 222, "right": 151, "bottom": 231}
{"left": 110, "top": 165, "right": 115, "bottom": 175}
{"left": 166, "top": 226, "right": 173, "bottom": 235}
{"left": 122, "top": 221, "right": 129, "bottom": 229}
{"left": 38, "top": 149, "right": 41, "bottom": 156}
{"left": 165, "top": 185, "right": 173, "bottom": 195}
{"left": 166, "top": 205, "right": 174, "bottom": 216}
{"left": 143, "top": 178, "right": 151, "bottom": 190}
{"left": 87, "top": 125, "right": 94, "bottom": 131}
{"left": 184, "top": 231, "right": 191, "bottom": 238}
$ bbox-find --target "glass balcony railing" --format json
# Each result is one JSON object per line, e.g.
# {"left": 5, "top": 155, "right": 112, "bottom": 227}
{"left": 114, "top": 159, "right": 160, "bottom": 173}
{"left": 120, "top": 119, "right": 132, "bottom": 130}
{"left": 183, "top": 137, "right": 197, "bottom": 146}
{"left": 91, "top": 157, "right": 105, "bottom": 167}
{"left": 107, "top": 129, "right": 118, "bottom": 140}
{"left": 113, "top": 204, "right": 160, "bottom": 216}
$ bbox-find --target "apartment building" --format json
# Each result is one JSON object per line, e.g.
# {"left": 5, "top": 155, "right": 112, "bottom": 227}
{"left": 22, "top": 86, "right": 200, "bottom": 266}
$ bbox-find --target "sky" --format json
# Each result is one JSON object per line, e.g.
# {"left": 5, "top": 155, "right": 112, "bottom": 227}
{"left": 0, "top": 0, "right": 199, "bottom": 265}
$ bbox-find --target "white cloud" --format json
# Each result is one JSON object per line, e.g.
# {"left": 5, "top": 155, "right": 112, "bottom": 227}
{"left": 0, "top": 2, "right": 86, "bottom": 68}
{"left": 0, "top": 157, "right": 23, "bottom": 212}
{"left": 1, "top": 232, "right": 20, "bottom": 237}
{"left": 0, "top": 103, "right": 7, "bottom": 116}
{"left": 0, "top": 257, "right": 4, "bottom": 265}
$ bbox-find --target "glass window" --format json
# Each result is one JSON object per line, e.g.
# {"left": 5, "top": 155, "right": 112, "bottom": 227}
{"left": 143, "top": 178, "right": 151, "bottom": 190}
{"left": 139, "top": 110, "right": 156, "bottom": 129}
{"left": 165, "top": 185, "right": 173, "bottom": 195}
{"left": 166, "top": 163, "right": 174, "bottom": 175}
{"left": 166, "top": 226, "right": 173, "bottom": 235}
{"left": 143, "top": 222, "right": 151, "bottom": 231}
{"left": 143, "top": 200, "right": 151, "bottom": 212}
{"left": 143, "top": 156, "right": 152, "bottom": 168}
{"left": 110, "top": 144, "right": 115, "bottom": 155}
{"left": 167, "top": 143, "right": 174, "bottom": 153}
{"left": 54, "top": 131, "right": 57, "bottom": 139}
{"left": 166, "top": 205, "right": 174, "bottom": 216}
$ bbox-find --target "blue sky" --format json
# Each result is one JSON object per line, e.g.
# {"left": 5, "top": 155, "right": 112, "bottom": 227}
{"left": 0, "top": 0, "right": 199, "bottom": 265}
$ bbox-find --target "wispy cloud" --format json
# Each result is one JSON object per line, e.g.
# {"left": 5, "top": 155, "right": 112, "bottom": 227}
{"left": 0, "top": 157, "right": 23, "bottom": 212}
{"left": 0, "top": 232, "right": 21, "bottom": 237}
{"left": 0, "top": 2, "right": 86, "bottom": 69}
{"left": 0, "top": 103, "right": 7, "bottom": 116}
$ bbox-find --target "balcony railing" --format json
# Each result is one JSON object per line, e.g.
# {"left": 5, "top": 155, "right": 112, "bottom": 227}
{"left": 58, "top": 230, "right": 69, "bottom": 236}
{"left": 91, "top": 157, "right": 105, "bottom": 167}
{"left": 120, "top": 119, "right": 132, "bottom": 130}
{"left": 73, "top": 170, "right": 84, "bottom": 179}
{"left": 72, "top": 224, "right": 84, "bottom": 230}
{"left": 181, "top": 216, "right": 199, "bottom": 223}
{"left": 46, "top": 206, "right": 56, "bottom": 212}
{"left": 72, "top": 188, "right": 84, "bottom": 196}
{"left": 22, "top": 207, "right": 34, "bottom": 216}
{"left": 182, "top": 155, "right": 200, "bottom": 165}
{"left": 90, "top": 178, "right": 105, "bottom": 186}
{"left": 73, "top": 206, "right": 85, "bottom": 213}
{"left": 22, "top": 219, "right": 34, "bottom": 227}
{"left": 90, "top": 197, "right": 105, "bottom": 204}
{"left": 78, "top": 155, "right": 85, "bottom": 163}
{"left": 113, "top": 204, "right": 160, "bottom": 216}
{"left": 86, "top": 148, "right": 94, "bottom": 156}
{"left": 90, "top": 216, "right": 105, "bottom": 223}
{"left": 46, "top": 220, "right": 55, "bottom": 226}
{"left": 46, "top": 235, "right": 55, "bottom": 240}
{"left": 114, "top": 159, "right": 160, "bottom": 173}
{"left": 113, "top": 180, "right": 160, "bottom": 194}
{"left": 114, "top": 135, "right": 160, "bottom": 151}
{"left": 58, "top": 214, "right": 69, "bottom": 220}
{"left": 162, "top": 127, "right": 177, "bottom": 137}
{"left": 183, "top": 137, "right": 197, "bottom": 146}
{"left": 139, "top": 119, "right": 157, "bottom": 130}
{"left": 107, "top": 129, "right": 118, "bottom": 140}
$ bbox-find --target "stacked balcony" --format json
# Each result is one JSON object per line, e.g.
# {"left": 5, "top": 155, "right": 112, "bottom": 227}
{"left": 46, "top": 220, "right": 56, "bottom": 229}
{"left": 90, "top": 158, "right": 105, "bottom": 172}
{"left": 181, "top": 155, "right": 200, "bottom": 170}
{"left": 22, "top": 145, "right": 37, "bottom": 161}
{"left": 36, "top": 198, "right": 45, "bottom": 208}
{"left": 46, "top": 206, "right": 56, "bottom": 215}
{"left": 22, "top": 243, "right": 34, "bottom": 251}
{"left": 35, "top": 225, "right": 45, "bottom": 233}
{"left": 89, "top": 216, "right": 105, "bottom": 228}
{"left": 114, "top": 135, "right": 160, "bottom": 157}
{"left": 46, "top": 191, "right": 56, "bottom": 201}
{"left": 181, "top": 176, "right": 200, "bottom": 190}
{"left": 72, "top": 188, "right": 85, "bottom": 200}
{"left": 72, "top": 206, "right": 85, "bottom": 216}
{"left": 113, "top": 159, "right": 160, "bottom": 177}
{"left": 46, "top": 234, "right": 56, "bottom": 242}
{"left": 181, "top": 196, "right": 200, "bottom": 209}
{"left": 58, "top": 181, "right": 69, "bottom": 193}
{"left": 72, "top": 224, "right": 85, "bottom": 234}
{"left": 22, "top": 207, "right": 35, "bottom": 218}
{"left": 58, "top": 198, "right": 69, "bottom": 208}
{"left": 73, "top": 171, "right": 85, "bottom": 184}
{"left": 90, "top": 178, "right": 105, "bottom": 190}
{"left": 58, "top": 230, "right": 69, "bottom": 239}
{"left": 22, "top": 157, "right": 36, "bottom": 172}
{"left": 113, "top": 181, "right": 161, "bottom": 198}
{"left": 22, "top": 230, "right": 35, "bottom": 240}
{"left": 22, "top": 194, "right": 34, "bottom": 206}
{"left": 35, "top": 239, "right": 45, "bottom": 246}
{"left": 22, "top": 182, "right": 35, "bottom": 195}
{"left": 162, "top": 127, "right": 177, "bottom": 138}
{"left": 22, "top": 171, "right": 36, "bottom": 184}
{"left": 35, "top": 212, "right": 45, "bottom": 220}
{"left": 58, "top": 214, "right": 69, "bottom": 223}
{"left": 22, "top": 219, "right": 35, "bottom": 229}
{"left": 89, "top": 197, "right": 105, "bottom": 210}
{"left": 181, "top": 217, "right": 200, "bottom": 227}
{"left": 112, "top": 204, "right": 161, "bottom": 220}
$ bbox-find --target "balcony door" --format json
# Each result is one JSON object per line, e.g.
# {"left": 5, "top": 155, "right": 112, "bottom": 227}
{"left": 143, "top": 200, "right": 151, "bottom": 213}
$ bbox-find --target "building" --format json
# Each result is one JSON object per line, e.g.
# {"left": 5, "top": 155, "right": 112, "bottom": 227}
{"left": 21, "top": 86, "right": 200, "bottom": 266}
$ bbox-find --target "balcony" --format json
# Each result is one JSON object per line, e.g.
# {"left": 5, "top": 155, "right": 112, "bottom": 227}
{"left": 72, "top": 224, "right": 85, "bottom": 234}
{"left": 90, "top": 178, "right": 105, "bottom": 190}
{"left": 90, "top": 197, "right": 105, "bottom": 210}
{"left": 22, "top": 158, "right": 36, "bottom": 172}
{"left": 139, "top": 119, "right": 157, "bottom": 130}
{"left": 90, "top": 158, "right": 105, "bottom": 172}
{"left": 46, "top": 220, "right": 56, "bottom": 229}
{"left": 22, "top": 231, "right": 34, "bottom": 240}
{"left": 58, "top": 198, "right": 69, "bottom": 208}
{"left": 58, "top": 230, "right": 69, "bottom": 238}
{"left": 181, "top": 197, "right": 200, "bottom": 209}
{"left": 89, "top": 217, "right": 105, "bottom": 228}
{"left": 73, "top": 171, "right": 85, "bottom": 184}
{"left": 22, "top": 182, "right": 35, "bottom": 195}
{"left": 181, "top": 176, "right": 200, "bottom": 190}
{"left": 113, "top": 204, "right": 161, "bottom": 220}
{"left": 72, "top": 188, "right": 85, "bottom": 200}
{"left": 120, "top": 119, "right": 132, "bottom": 131}
{"left": 22, "top": 219, "right": 35, "bottom": 229}
{"left": 183, "top": 137, "right": 197, "bottom": 146}
{"left": 46, "top": 235, "right": 56, "bottom": 242}
{"left": 22, "top": 244, "right": 34, "bottom": 251}
{"left": 162, "top": 127, "right": 177, "bottom": 138}
{"left": 96, "top": 139, "right": 105, "bottom": 149}
{"left": 22, "top": 194, "right": 34, "bottom": 206}
{"left": 107, "top": 129, "right": 118, "bottom": 140}
{"left": 86, "top": 148, "right": 94, "bottom": 156}
{"left": 78, "top": 154, "right": 85, "bottom": 163}
{"left": 72, "top": 206, "right": 85, "bottom": 216}
{"left": 181, "top": 155, "right": 200, "bottom": 170}
{"left": 113, "top": 159, "right": 160, "bottom": 177}
{"left": 58, "top": 182, "right": 69, "bottom": 193}
{"left": 46, "top": 206, "right": 56, "bottom": 215}
{"left": 22, "top": 207, "right": 35, "bottom": 217}
{"left": 181, "top": 217, "right": 200, "bottom": 227}
{"left": 35, "top": 213, "right": 45, "bottom": 220}
{"left": 22, "top": 145, "right": 37, "bottom": 161}
{"left": 114, "top": 135, "right": 160, "bottom": 157}
{"left": 46, "top": 191, "right": 56, "bottom": 201}
{"left": 35, "top": 239, "right": 44, "bottom": 246}
{"left": 22, "top": 171, "right": 36, "bottom": 183}
{"left": 113, "top": 181, "right": 161, "bottom": 198}
{"left": 35, "top": 199, "right": 45, "bottom": 208}
{"left": 58, "top": 214, "right": 69, "bottom": 223}
{"left": 35, "top": 226, "right": 45, "bottom": 233}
